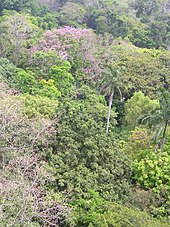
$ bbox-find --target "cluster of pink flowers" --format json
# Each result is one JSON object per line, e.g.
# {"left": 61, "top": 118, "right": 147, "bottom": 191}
{"left": 29, "top": 26, "right": 101, "bottom": 79}
{"left": 55, "top": 26, "right": 92, "bottom": 40}
{"left": 30, "top": 26, "right": 93, "bottom": 61}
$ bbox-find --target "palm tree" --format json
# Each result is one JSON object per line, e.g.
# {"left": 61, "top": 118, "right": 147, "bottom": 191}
{"left": 141, "top": 89, "right": 170, "bottom": 151}
{"left": 99, "top": 64, "right": 126, "bottom": 133}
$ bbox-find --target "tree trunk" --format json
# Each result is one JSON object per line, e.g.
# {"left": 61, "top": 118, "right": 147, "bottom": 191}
{"left": 106, "top": 91, "right": 114, "bottom": 134}
{"left": 117, "top": 86, "right": 123, "bottom": 102}
{"left": 161, "top": 121, "right": 168, "bottom": 151}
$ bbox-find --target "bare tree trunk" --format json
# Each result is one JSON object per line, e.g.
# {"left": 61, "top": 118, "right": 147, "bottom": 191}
{"left": 160, "top": 121, "right": 168, "bottom": 151}
{"left": 117, "top": 86, "right": 123, "bottom": 102}
{"left": 106, "top": 91, "right": 114, "bottom": 134}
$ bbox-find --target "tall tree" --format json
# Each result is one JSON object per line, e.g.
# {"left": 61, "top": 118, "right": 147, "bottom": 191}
{"left": 0, "top": 12, "right": 38, "bottom": 64}
{"left": 141, "top": 89, "right": 170, "bottom": 151}
{"left": 99, "top": 64, "right": 126, "bottom": 133}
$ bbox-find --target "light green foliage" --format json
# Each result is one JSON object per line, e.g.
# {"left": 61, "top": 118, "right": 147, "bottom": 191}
{"left": 14, "top": 69, "right": 37, "bottom": 93}
{"left": 13, "top": 70, "right": 61, "bottom": 99}
{"left": 72, "top": 190, "right": 105, "bottom": 226}
{"left": 30, "top": 51, "right": 62, "bottom": 76}
{"left": 133, "top": 149, "right": 170, "bottom": 192}
{"left": 11, "top": 60, "right": 74, "bottom": 98}
{"left": 37, "top": 79, "right": 61, "bottom": 99}
{"left": 49, "top": 61, "right": 74, "bottom": 96}
{"left": 99, "top": 204, "right": 170, "bottom": 227}
{"left": 133, "top": 146, "right": 170, "bottom": 217}
{"left": 125, "top": 91, "right": 159, "bottom": 128}
{"left": 30, "top": 59, "right": 74, "bottom": 97}
{"left": 19, "top": 94, "right": 58, "bottom": 118}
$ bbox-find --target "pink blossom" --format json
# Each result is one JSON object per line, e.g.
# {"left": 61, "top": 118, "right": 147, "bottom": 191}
{"left": 29, "top": 26, "right": 98, "bottom": 77}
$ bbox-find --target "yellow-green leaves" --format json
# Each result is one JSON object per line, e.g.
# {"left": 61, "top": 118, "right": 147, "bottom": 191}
{"left": 125, "top": 91, "right": 159, "bottom": 128}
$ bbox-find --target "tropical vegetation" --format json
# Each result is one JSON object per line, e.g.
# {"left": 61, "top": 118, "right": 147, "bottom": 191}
{"left": 0, "top": 0, "right": 170, "bottom": 226}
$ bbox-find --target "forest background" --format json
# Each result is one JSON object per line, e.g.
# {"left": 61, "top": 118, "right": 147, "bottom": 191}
{"left": 0, "top": 0, "right": 170, "bottom": 226}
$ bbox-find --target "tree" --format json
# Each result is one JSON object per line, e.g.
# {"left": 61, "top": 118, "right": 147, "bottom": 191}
{"left": 141, "top": 89, "right": 170, "bottom": 151}
{"left": 73, "top": 190, "right": 170, "bottom": 227}
{"left": 59, "top": 2, "right": 86, "bottom": 27}
{"left": 131, "top": 0, "right": 161, "bottom": 17}
{"left": 0, "top": 12, "right": 38, "bottom": 64}
{"left": 0, "top": 83, "right": 70, "bottom": 226}
{"left": 29, "top": 50, "right": 62, "bottom": 76}
{"left": 20, "top": 94, "right": 58, "bottom": 118}
{"left": 125, "top": 91, "right": 159, "bottom": 128}
{"left": 112, "top": 43, "right": 170, "bottom": 97}
{"left": 99, "top": 64, "right": 126, "bottom": 133}
{"left": 13, "top": 69, "right": 61, "bottom": 99}
{"left": 30, "top": 26, "right": 99, "bottom": 79}
{"left": 0, "top": 0, "right": 49, "bottom": 16}
{"left": 49, "top": 61, "right": 74, "bottom": 96}
{"left": 130, "top": 0, "right": 170, "bottom": 49}
{"left": 0, "top": 58, "right": 16, "bottom": 81}
{"left": 48, "top": 86, "right": 131, "bottom": 201}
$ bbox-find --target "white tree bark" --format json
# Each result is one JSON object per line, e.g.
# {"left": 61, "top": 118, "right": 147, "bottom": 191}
{"left": 106, "top": 91, "right": 114, "bottom": 134}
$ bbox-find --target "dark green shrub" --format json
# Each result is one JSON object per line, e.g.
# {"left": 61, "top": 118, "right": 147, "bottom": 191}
{"left": 72, "top": 190, "right": 170, "bottom": 227}
{"left": 0, "top": 58, "right": 16, "bottom": 81}
{"left": 48, "top": 86, "right": 132, "bottom": 200}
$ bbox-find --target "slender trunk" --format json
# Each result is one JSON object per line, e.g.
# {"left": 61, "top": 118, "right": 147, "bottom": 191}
{"left": 154, "top": 143, "right": 159, "bottom": 152}
{"left": 117, "top": 86, "right": 123, "bottom": 102}
{"left": 106, "top": 91, "right": 114, "bottom": 134}
{"left": 14, "top": 41, "right": 20, "bottom": 65}
{"left": 161, "top": 121, "right": 168, "bottom": 151}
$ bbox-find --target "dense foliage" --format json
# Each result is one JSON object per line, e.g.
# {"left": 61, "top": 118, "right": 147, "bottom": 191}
{"left": 0, "top": 0, "right": 170, "bottom": 226}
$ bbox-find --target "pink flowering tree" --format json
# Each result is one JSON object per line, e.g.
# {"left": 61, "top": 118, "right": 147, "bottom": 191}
{"left": 30, "top": 26, "right": 99, "bottom": 80}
